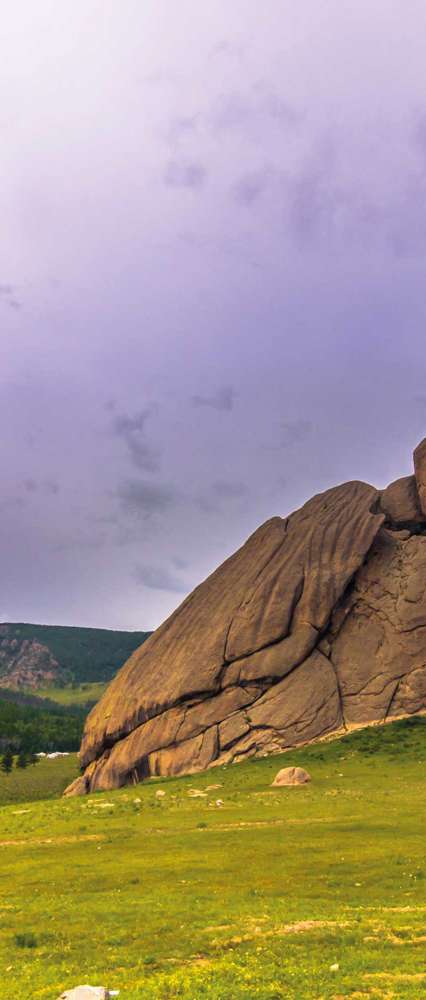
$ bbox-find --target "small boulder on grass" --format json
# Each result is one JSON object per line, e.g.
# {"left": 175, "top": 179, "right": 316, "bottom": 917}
{"left": 272, "top": 766, "right": 311, "bottom": 787}
{"left": 58, "top": 988, "right": 119, "bottom": 1000}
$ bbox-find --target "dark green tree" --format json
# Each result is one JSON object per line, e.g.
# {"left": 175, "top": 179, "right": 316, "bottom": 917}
{"left": 16, "top": 750, "right": 28, "bottom": 769}
{"left": 1, "top": 749, "right": 13, "bottom": 774}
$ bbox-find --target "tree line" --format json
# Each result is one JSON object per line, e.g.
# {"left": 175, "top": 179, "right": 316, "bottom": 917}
{"left": 0, "top": 696, "right": 85, "bottom": 755}
{"left": 0, "top": 748, "right": 39, "bottom": 773}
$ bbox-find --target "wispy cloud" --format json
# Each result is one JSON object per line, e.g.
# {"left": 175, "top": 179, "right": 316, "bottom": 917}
{"left": 117, "top": 479, "right": 179, "bottom": 517}
{"left": 22, "top": 478, "right": 60, "bottom": 496}
{"left": 112, "top": 408, "right": 160, "bottom": 472}
{"left": 209, "top": 87, "right": 301, "bottom": 133}
{"left": 281, "top": 419, "right": 313, "bottom": 447}
{"left": 213, "top": 480, "right": 248, "bottom": 498}
{"left": 164, "top": 161, "right": 207, "bottom": 189}
{"left": 0, "top": 283, "right": 22, "bottom": 310}
{"left": 134, "top": 563, "right": 187, "bottom": 593}
{"left": 196, "top": 479, "right": 248, "bottom": 514}
{"left": 191, "top": 385, "right": 236, "bottom": 411}
{"left": 166, "top": 83, "right": 301, "bottom": 154}
{"left": 232, "top": 168, "right": 271, "bottom": 206}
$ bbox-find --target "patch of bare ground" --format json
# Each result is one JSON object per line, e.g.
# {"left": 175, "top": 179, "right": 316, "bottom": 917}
{"left": 223, "top": 918, "right": 351, "bottom": 946}
{"left": 334, "top": 992, "right": 396, "bottom": 999}
{"left": 0, "top": 833, "right": 105, "bottom": 848}
{"left": 363, "top": 905, "right": 426, "bottom": 912}
{"left": 365, "top": 971, "right": 426, "bottom": 982}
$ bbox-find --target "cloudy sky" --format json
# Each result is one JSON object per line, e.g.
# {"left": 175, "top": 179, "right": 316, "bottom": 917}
{"left": 2, "top": 1, "right": 426, "bottom": 630}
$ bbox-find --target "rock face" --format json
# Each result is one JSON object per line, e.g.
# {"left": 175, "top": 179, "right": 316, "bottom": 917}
{"left": 414, "top": 438, "right": 426, "bottom": 516}
{"left": 66, "top": 440, "right": 426, "bottom": 797}
{"left": 272, "top": 766, "right": 311, "bottom": 786}
{"left": 0, "top": 637, "right": 60, "bottom": 689}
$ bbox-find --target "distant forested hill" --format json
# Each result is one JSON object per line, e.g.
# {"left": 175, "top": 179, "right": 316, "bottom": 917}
{"left": 0, "top": 623, "right": 152, "bottom": 689}
{"left": 0, "top": 693, "right": 85, "bottom": 753}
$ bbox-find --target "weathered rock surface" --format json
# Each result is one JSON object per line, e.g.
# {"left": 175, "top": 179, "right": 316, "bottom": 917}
{"left": 414, "top": 438, "right": 426, "bottom": 515}
{"left": 0, "top": 636, "right": 60, "bottom": 689}
{"left": 58, "top": 988, "right": 111, "bottom": 1000}
{"left": 379, "top": 475, "right": 424, "bottom": 527}
{"left": 65, "top": 440, "right": 426, "bottom": 796}
{"left": 272, "top": 766, "right": 311, "bottom": 786}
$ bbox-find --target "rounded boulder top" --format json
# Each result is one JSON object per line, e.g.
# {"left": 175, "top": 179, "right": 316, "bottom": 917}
{"left": 58, "top": 987, "right": 118, "bottom": 1000}
{"left": 271, "top": 766, "right": 311, "bottom": 786}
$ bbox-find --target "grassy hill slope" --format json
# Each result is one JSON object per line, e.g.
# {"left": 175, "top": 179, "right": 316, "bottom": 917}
{"left": 0, "top": 622, "right": 152, "bottom": 688}
{"left": 0, "top": 716, "right": 424, "bottom": 1000}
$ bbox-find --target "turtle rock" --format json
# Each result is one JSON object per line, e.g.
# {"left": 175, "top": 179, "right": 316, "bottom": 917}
{"left": 65, "top": 439, "right": 426, "bottom": 796}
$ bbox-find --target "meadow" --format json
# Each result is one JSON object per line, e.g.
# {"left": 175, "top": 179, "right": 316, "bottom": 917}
{"left": 0, "top": 754, "right": 78, "bottom": 806}
{"left": 0, "top": 717, "right": 424, "bottom": 1000}
{"left": 33, "top": 682, "right": 108, "bottom": 708}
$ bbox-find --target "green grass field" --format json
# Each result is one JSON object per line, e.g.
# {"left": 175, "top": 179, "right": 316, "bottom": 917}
{"left": 0, "top": 717, "right": 425, "bottom": 1000}
{"left": 0, "top": 754, "right": 79, "bottom": 806}
{"left": 33, "top": 682, "right": 108, "bottom": 707}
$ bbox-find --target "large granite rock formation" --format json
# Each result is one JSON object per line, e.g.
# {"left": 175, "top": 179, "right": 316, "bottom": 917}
{"left": 65, "top": 441, "right": 426, "bottom": 796}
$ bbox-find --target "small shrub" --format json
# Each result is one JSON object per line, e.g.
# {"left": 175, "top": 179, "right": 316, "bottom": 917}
{"left": 15, "top": 932, "right": 38, "bottom": 949}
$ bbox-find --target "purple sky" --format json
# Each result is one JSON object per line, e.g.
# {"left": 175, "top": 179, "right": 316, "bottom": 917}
{"left": 2, "top": 1, "right": 426, "bottom": 630}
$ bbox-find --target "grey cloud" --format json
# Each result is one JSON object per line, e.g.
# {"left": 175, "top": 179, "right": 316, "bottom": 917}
{"left": 167, "top": 115, "right": 201, "bottom": 145}
{"left": 172, "top": 555, "right": 189, "bottom": 570}
{"left": 195, "top": 495, "right": 220, "bottom": 514}
{"left": 52, "top": 529, "right": 107, "bottom": 553}
{"left": 0, "top": 496, "right": 26, "bottom": 511}
{"left": 112, "top": 408, "right": 160, "bottom": 472}
{"left": 282, "top": 141, "right": 426, "bottom": 258}
{"left": 134, "top": 564, "right": 187, "bottom": 593}
{"left": 196, "top": 479, "right": 248, "bottom": 515}
{"left": 23, "top": 478, "right": 37, "bottom": 493}
{"left": 167, "top": 84, "right": 300, "bottom": 152}
{"left": 191, "top": 385, "right": 235, "bottom": 411}
{"left": 288, "top": 167, "right": 331, "bottom": 247}
{"left": 413, "top": 110, "right": 426, "bottom": 158}
{"left": 209, "top": 40, "right": 245, "bottom": 62}
{"left": 281, "top": 420, "right": 313, "bottom": 447}
{"left": 213, "top": 480, "right": 248, "bottom": 498}
{"left": 210, "top": 89, "right": 299, "bottom": 132}
{"left": 117, "top": 479, "right": 179, "bottom": 517}
{"left": 232, "top": 169, "right": 271, "bottom": 206}
{"left": 0, "top": 283, "right": 21, "bottom": 310}
{"left": 388, "top": 175, "right": 426, "bottom": 259}
{"left": 164, "top": 161, "right": 207, "bottom": 189}
{"left": 276, "top": 474, "right": 288, "bottom": 489}
{"left": 45, "top": 480, "right": 60, "bottom": 495}
{"left": 22, "top": 478, "right": 60, "bottom": 495}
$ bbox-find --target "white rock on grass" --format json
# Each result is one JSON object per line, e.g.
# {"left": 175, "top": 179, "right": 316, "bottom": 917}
{"left": 58, "top": 986, "right": 120, "bottom": 1000}
{"left": 58, "top": 988, "right": 119, "bottom": 1000}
